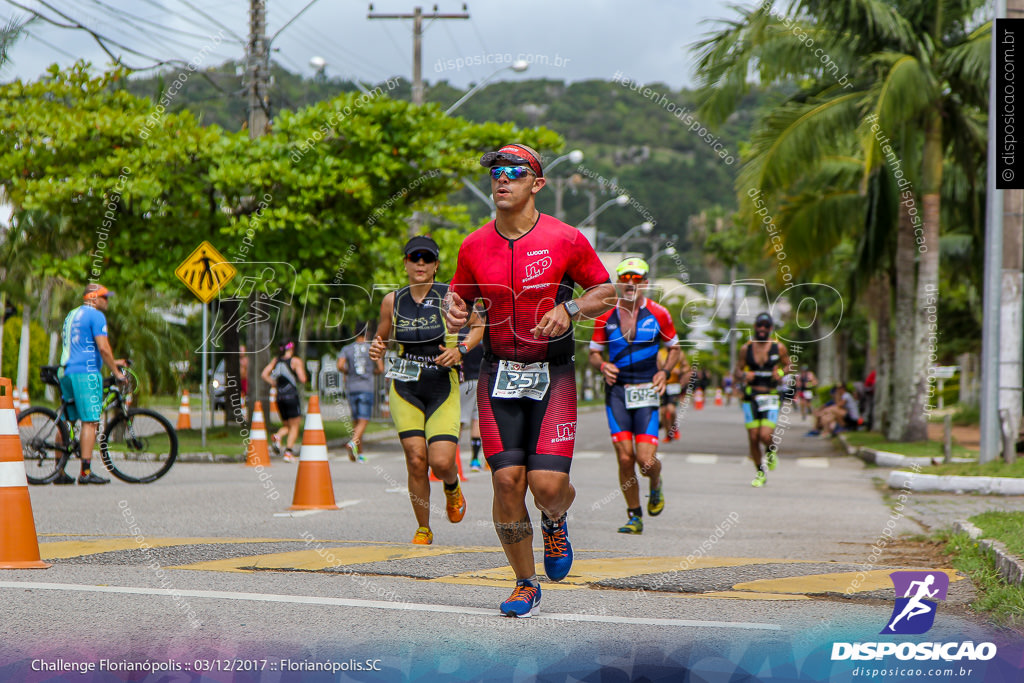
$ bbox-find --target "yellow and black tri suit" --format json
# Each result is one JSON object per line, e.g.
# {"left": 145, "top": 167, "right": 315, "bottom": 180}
{"left": 388, "top": 282, "right": 461, "bottom": 444}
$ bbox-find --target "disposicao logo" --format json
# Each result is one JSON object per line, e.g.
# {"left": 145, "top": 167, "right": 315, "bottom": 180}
{"left": 883, "top": 570, "right": 948, "bottom": 635}
{"left": 831, "top": 570, "right": 997, "bottom": 662}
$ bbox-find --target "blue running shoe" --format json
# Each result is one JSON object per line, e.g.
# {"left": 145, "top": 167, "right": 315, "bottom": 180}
{"left": 500, "top": 580, "right": 541, "bottom": 618}
{"left": 542, "top": 515, "right": 573, "bottom": 581}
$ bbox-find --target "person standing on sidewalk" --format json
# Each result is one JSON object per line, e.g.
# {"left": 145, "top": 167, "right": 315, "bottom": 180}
{"left": 55, "top": 283, "right": 127, "bottom": 485}
{"left": 338, "top": 322, "right": 383, "bottom": 462}
{"left": 588, "top": 257, "right": 681, "bottom": 535}
{"left": 444, "top": 143, "right": 615, "bottom": 617}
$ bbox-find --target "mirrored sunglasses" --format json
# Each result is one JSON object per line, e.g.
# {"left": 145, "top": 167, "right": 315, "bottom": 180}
{"left": 406, "top": 251, "right": 437, "bottom": 264}
{"left": 489, "top": 166, "right": 534, "bottom": 181}
{"left": 617, "top": 273, "right": 645, "bottom": 283}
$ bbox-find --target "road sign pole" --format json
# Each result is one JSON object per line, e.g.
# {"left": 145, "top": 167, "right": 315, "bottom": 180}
{"left": 201, "top": 302, "right": 208, "bottom": 447}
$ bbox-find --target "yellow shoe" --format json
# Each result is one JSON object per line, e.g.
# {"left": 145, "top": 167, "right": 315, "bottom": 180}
{"left": 444, "top": 482, "right": 467, "bottom": 523}
{"left": 412, "top": 526, "right": 433, "bottom": 545}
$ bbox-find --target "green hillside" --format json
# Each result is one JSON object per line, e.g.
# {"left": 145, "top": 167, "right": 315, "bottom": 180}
{"left": 126, "top": 62, "right": 772, "bottom": 281}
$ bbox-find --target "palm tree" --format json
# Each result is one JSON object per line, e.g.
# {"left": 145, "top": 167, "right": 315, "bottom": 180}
{"left": 694, "top": 0, "right": 989, "bottom": 440}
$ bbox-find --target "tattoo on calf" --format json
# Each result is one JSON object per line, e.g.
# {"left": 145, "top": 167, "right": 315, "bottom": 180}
{"left": 495, "top": 515, "right": 533, "bottom": 544}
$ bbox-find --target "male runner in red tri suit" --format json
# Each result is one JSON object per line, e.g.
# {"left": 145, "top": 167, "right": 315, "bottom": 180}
{"left": 445, "top": 143, "right": 615, "bottom": 617}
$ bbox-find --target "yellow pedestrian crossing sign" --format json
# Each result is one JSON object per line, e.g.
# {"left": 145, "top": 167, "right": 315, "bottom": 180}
{"left": 174, "top": 241, "right": 237, "bottom": 303}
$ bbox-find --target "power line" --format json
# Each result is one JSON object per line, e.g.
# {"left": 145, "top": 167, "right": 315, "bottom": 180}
{"left": 2, "top": 0, "right": 185, "bottom": 70}
{"left": 86, "top": 0, "right": 236, "bottom": 44}
{"left": 169, "top": 0, "right": 246, "bottom": 44}
{"left": 76, "top": 0, "right": 233, "bottom": 61}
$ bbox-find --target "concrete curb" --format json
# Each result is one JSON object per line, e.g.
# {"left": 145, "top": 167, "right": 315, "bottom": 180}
{"left": 838, "top": 435, "right": 973, "bottom": 467}
{"left": 887, "top": 470, "right": 1024, "bottom": 495}
{"left": 952, "top": 519, "right": 1024, "bottom": 586}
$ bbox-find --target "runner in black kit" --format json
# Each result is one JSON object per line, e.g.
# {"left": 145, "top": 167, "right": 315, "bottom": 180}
{"left": 370, "top": 235, "right": 484, "bottom": 544}
{"left": 444, "top": 143, "right": 615, "bottom": 617}
{"left": 733, "top": 312, "right": 791, "bottom": 487}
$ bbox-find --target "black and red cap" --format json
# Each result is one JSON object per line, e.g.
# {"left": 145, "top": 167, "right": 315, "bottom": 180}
{"left": 479, "top": 143, "right": 544, "bottom": 177}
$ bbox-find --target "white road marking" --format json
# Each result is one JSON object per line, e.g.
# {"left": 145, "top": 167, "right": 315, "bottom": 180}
{"left": 0, "top": 581, "right": 781, "bottom": 631}
{"left": 686, "top": 455, "right": 719, "bottom": 465}
{"left": 795, "top": 458, "right": 829, "bottom": 468}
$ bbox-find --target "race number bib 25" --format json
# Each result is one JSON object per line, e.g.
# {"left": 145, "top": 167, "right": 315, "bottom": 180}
{"left": 385, "top": 358, "right": 422, "bottom": 382}
{"left": 754, "top": 393, "right": 780, "bottom": 412}
{"left": 492, "top": 360, "right": 550, "bottom": 401}
{"left": 624, "top": 383, "right": 660, "bottom": 409}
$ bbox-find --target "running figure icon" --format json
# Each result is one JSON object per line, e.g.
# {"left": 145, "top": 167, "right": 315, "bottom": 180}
{"left": 887, "top": 574, "right": 938, "bottom": 631}
{"left": 882, "top": 571, "right": 949, "bottom": 635}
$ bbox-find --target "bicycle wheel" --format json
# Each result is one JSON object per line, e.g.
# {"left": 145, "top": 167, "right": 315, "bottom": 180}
{"left": 100, "top": 408, "right": 178, "bottom": 483}
{"left": 17, "top": 407, "right": 71, "bottom": 485}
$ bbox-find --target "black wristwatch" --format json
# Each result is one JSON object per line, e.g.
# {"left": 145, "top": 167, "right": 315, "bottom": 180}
{"left": 563, "top": 299, "right": 581, "bottom": 318}
{"left": 457, "top": 343, "right": 469, "bottom": 356}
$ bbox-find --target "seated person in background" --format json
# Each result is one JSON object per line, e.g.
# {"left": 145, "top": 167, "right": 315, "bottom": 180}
{"left": 807, "top": 384, "right": 861, "bottom": 436}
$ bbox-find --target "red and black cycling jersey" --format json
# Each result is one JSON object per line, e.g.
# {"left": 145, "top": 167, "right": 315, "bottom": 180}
{"left": 450, "top": 213, "right": 610, "bottom": 363}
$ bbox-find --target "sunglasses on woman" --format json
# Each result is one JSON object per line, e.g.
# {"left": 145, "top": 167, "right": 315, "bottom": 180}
{"left": 406, "top": 251, "right": 437, "bottom": 264}
{"left": 489, "top": 166, "right": 534, "bottom": 181}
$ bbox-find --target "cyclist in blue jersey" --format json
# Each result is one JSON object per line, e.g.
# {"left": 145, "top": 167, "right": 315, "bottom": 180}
{"left": 56, "top": 284, "right": 126, "bottom": 484}
{"left": 588, "top": 258, "right": 680, "bottom": 534}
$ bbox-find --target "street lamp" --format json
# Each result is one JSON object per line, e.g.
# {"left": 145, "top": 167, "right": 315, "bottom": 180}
{"left": 605, "top": 221, "right": 654, "bottom": 252}
{"left": 546, "top": 149, "right": 584, "bottom": 173}
{"left": 445, "top": 60, "right": 529, "bottom": 115}
{"left": 649, "top": 245, "right": 678, "bottom": 280}
{"left": 578, "top": 194, "right": 630, "bottom": 228}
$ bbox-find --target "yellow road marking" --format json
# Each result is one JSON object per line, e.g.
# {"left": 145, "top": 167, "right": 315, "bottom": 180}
{"left": 170, "top": 544, "right": 500, "bottom": 573}
{"left": 679, "top": 591, "right": 811, "bottom": 600}
{"left": 732, "top": 568, "right": 964, "bottom": 595}
{"left": 38, "top": 538, "right": 286, "bottom": 560}
{"left": 436, "top": 556, "right": 805, "bottom": 586}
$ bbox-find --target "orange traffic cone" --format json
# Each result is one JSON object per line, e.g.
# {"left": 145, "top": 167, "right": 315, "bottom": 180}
{"left": 714, "top": 387, "right": 723, "bottom": 406}
{"left": 18, "top": 386, "right": 31, "bottom": 426}
{"left": 0, "top": 377, "right": 50, "bottom": 569}
{"left": 430, "top": 445, "right": 467, "bottom": 482}
{"left": 289, "top": 396, "right": 337, "bottom": 510}
{"left": 695, "top": 388, "right": 705, "bottom": 410}
{"left": 269, "top": 387, "right": 279, "bottom": 421}
{"left": 12, "top": 387, "right": 20, "bottom": 413}
{"left": 176, "top": 390, "right": 192, "bottom": 430}
{"left": 246, "top": 401, "right": 271, "bottom": 467}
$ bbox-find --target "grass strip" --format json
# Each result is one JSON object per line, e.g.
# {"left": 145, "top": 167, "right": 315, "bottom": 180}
{"left": 969, "top": 511, "right": 1024, "bottom": 559}
{"left": 940, "top": 530, "right": 1024, "bottom": 632}
{"left": 844, "top": 431, "right": 975, "bottom": 460}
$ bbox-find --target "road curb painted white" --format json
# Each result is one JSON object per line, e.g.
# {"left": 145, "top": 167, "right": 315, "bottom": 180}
{"left": 953, "top": 519, "right": 1024, "bottom": 586}
{"left": 887, "top": 470, "right": 1024, "bottom": 495}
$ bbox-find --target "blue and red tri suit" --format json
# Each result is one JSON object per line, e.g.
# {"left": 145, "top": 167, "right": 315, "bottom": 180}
{"left": 590, "top": 299, "right": 679, "bottom": 444}
{"left": 450, "top": 213, "right": 610, "bottom": 473}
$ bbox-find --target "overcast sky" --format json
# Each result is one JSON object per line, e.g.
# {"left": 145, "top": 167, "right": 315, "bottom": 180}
{"left": 1, "top": 0, "right": 742, "bottom": 91}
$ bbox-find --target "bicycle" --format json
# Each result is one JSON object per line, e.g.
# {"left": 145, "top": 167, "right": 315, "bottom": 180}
{"left": 17, "top": 362, "right": 178, "bottom": 484}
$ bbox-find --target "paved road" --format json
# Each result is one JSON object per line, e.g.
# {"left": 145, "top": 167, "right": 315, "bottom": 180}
{"left": 2, "top": 401, "right": 1022, "bottom": 682}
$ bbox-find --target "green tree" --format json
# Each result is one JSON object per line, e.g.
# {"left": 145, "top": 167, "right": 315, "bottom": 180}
{"left": 694, "top": 0, "right": 989, "bottom": 440}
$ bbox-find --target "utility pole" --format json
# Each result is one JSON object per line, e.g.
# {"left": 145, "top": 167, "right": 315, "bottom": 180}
{"left": 367, "top": 5, "right": 469, "bottom": 105}
{"left": 247, "top": 0, "right": 269, "bottom": 137}
{"left": 245, "top": 0, "right": 271, "bottom": 424}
